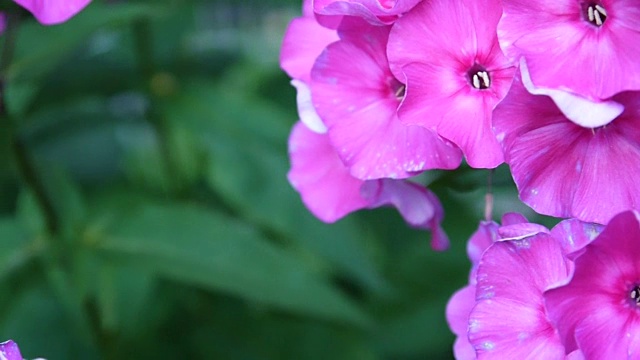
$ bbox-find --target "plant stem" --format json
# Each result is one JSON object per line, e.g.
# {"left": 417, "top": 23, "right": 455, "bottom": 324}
{"left": 0, "top": 12, "right": 59, "bottom": 235}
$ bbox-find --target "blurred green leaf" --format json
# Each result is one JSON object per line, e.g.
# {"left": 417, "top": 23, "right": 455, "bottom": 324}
{"left": 0, "top": 216, "right": 35, "bottom": 281}
{"left": 9, "top": 3, "right": 164, "bottom": 82}
{"left": 89, "top": 202, "right": 372, "bottom": 328}
{"left": 162, "top": 81, "right": 390, "bottom": 295}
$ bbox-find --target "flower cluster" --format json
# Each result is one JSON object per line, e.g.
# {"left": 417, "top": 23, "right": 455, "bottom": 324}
{"left": 447, "top": 210, "right": 640, "bottom": 359}
{"left": 280, "top": 0, "right": 640, "bottom": 357}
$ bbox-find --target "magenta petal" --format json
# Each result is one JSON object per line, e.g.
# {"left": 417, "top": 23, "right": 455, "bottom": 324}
{"left": 291, "top": 80, "right": 327, "bottom": 134}
{"left": 497, "top": 223, "right": 549, "bottom": 240}
{"left": 14, "top": 0, "right": 91, "bottom": 25}
{"left": 469, "top": 234, "right": 570, "bottom": 359}
{"left": 280, "top": 16, "right": 338, "bottom": 82}
{"left": 361, "top": 179, "right": 449, "bottom": 250}
{"left": 519, "top": 59, "right": 624, "bottom": 128}
{"left": 314, "top": 0, "right": 421, "bottom": 25}
{"left": 500, "top": 212, "right": 528, "bottom": 226}
{"left": 466, "top": 221, "right": 499, "bottom": 268}
{"left": 549, "top": 219, "right": 602, "bottom": 256}
{"left": 446, "top": 285, "right": 477, "bottom": 359}
{"left": 545, "top": 210, "right": 640, "bottom": 359}
{"left": 0, "top": 340, "right": 22, "bottom": 360}
{"left": 287, "top": 122, "right": 369, "bottom": 222}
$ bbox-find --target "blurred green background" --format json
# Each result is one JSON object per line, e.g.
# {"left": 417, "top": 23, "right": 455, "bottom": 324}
{"left": 0, "top": 0, "right": 542, "bottom": 358}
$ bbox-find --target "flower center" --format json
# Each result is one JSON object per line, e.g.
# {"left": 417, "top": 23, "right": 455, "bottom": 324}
{"left": 584, "top": 3, "right": 607, "bottom": 27}
{"left": 468, "top": 66, "right": 491, "bottom": 90}
{"left": 395, "top": 84, "right": 406, "bottom": 100}
{"left": 631, "top": 285, "right": 640, "bottom": 306}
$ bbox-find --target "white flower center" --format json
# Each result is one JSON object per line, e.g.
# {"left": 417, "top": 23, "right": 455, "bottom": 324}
{"left": 585, "top": 3, "right": 607, "bottom": 27}
{"left": 469, "top": 68, "right": 490, "bottom": 90}
{"left": 631, "top": 285, "right": 640, "bottom": 306}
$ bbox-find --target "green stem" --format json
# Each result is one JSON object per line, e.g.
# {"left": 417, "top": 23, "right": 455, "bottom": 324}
{"left": 132, "top": 19, "right": 182, "bottom": 193}
{"left": 1, "top": 12, "right": 59, "bottom": 235}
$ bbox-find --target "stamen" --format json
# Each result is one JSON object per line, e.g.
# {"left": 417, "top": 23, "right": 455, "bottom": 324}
{"left": 394, "top": 84, "right": 406, "bottom": 100}
{"left": 585, "top": 3, "right": 607, "bottom": 27}
{"left": 469, "top": 69, "right": 490, "bottom": 90}
{"left": 631, "top": 285, "right": 640, "bottom": 306}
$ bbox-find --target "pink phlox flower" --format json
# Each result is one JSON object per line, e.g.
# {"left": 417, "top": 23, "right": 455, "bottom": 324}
{"left": 311, "top": 17, "right": 462, "bottom": 180}
{"left": 468, "top": 231, "right": 570, "bottom": 359}
{"left": 14, "top": 0, "right": 91, "bottom": 25}
{"left": 313, "top": 0, "right": 421, "bottom": 25}
{"left": 446, "top": 213, "right": 547, "bottom": 359}
{"left": 493, "top": 68, "right": 640, "bottom": 225}
{"left": 0, "top": 340, "right": 22, "bottom": 360}
{"left": 498, "top": 0, "right": 640, "bottom": 100}
{"left": 545, "top": 210, "right": 640, "bottom": 359}
{"left": 287, "top": 121, "right": 449, "bottom": 250}
{"left": 387, "top": 0, "right": 515, "bottom": 168}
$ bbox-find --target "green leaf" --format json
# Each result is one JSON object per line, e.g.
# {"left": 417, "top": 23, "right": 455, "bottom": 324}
{"left": 8, "top": 3, "right": 164, "bottom": 83}
{"left": 89, "top": 202, "right": 372, "bottom": 328}
{"left": 162, "top": 81, "right": 389, "bottom": 295}
{"left": 0, "top": 216, "right": 37, "bottom": 281}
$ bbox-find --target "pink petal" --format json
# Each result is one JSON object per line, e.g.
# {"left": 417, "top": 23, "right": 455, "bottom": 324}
{"left": 280, "top": 16, "right": 339, "bottom": 82}
{"left": 497, "top": 223, "right": 549, "bottom": 240}
{"left": 467, "top": 221, "right": 499, "bottom": 268}
{"left": 446, "top": 285, "right": 477, "bottom": 359}
{"left": 500, "top": 212, "right": 529, "bottom": 226}
{"left": 14, "top": 0, "right": 91, "bottom": 25}
{"left": 314, "top": 0, "right": 421, "bottom": 25}
{"left": 519, "top": 59, "right": 624, "bottom": 128}
{"left": 287, "top": 122, "right": 369, "bottom": 222}
{"left": 0, "top": 340, "right": 22, "bottom": 360}
{"left": 549, "top": 219, "right": 603, "bottom": 256}
{"left": 469, "top": 234, "right": 570, "bottom": 359}
{"left": 291, "top": 80, "right": 327, "bottom": 134}
{"left": 361, "top": 179, "right": 449, "bottom": 250}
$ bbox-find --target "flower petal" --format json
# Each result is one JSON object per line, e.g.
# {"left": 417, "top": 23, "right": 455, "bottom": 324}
{"left": 14, "top": 0, "right": 91, "bottom": 25}
{"left": 287, "top": 122, "right": 369, "bottom": 222}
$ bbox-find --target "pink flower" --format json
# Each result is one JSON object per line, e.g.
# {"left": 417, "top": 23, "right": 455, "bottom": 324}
{"left": 313, "top": 0, "right": 421, "bottom": 25}
{"left": 545, "top": 210, "right": 640, "bottom": 359}
{"left": 446, "top": 213, "right": 547, "bottom": 359}
{"left": 468, "top": 232, "right": 571, "bottom": 359}
{"left": 14, "top": 0, "right": 91, "bottom": 25}
{"left": 498, "top": 0, "right": 640, "bottom": 100}
{"left": 0, "top": 340, "right": 22, "bottom": 360}
{"left": 287, "top": 121, "right": 449, "bottom": 250}
{"left": 387, "top": 0, "right": 515, "bottom": 168}
{"left": 311, "top": 18, "right": 462, "bottom": 180}
{"left": 493, "top": 69, "right": 640, "bottom": 225}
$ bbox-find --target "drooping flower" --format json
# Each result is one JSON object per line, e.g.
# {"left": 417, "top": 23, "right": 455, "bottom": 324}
{"left": 498, "top": 0, "right": 640, "bottom": 100}
{"left": 311, "top": 17, "right": 462, "bottom": 180}
{"left": 287, "top": 121, "right": 449, "bottom": 250}
{"left": 545, "top": 210, "right": 640, "bottom": 359}
{"left": 13, "top": 0, "right": 91, "bottom": 25}
{"left": 313, "top": 0, "right": 421, "bottom": 25}
{"left": 493, "top": 68, "right": 640, "bottom": 225}
{"left": 0, "top": 340, "right": 22, "bottom": 360}
{"left": 387, "top": 0, "right": 515, "bottom": 168}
